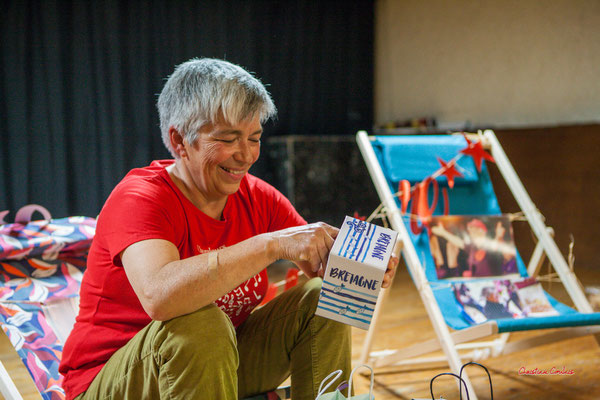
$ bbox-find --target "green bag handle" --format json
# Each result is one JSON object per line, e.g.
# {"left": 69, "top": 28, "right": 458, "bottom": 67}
{"left": 316, "top": 369, "right": 344, "bottom": 398}
{"left": 316, "top": 364, "right": 375, "bottom": 400}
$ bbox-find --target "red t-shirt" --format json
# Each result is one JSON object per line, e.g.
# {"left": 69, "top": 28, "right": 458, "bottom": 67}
{"left": 59, "top": 160, "right": 306, "bottom": 399}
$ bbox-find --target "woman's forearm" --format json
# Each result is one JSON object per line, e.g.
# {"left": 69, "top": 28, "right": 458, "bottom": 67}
{"left": 122, "top": 233, "right": 278, "bottom": 321}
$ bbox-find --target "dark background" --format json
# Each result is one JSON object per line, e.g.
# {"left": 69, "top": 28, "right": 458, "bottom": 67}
{"left": 0, "top": 0, "right": 374, "bottom": 218}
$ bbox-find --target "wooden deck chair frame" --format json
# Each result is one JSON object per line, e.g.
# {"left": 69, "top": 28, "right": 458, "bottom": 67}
{"left": 356, "top": 129, "right": 600, "bottom": 398}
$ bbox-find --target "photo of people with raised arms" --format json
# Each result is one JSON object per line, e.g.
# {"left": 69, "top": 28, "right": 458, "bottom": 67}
{"left": 429, "top": 215, "right": 518, "bottom": 280}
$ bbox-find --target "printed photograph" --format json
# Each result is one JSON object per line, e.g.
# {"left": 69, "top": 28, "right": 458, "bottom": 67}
{"left": 513, "top": 277, "right": 560, "bottom": 317}
{"left": 453, "top": 277, "right": 558, "bottom": 324}
{"left": 429, "top": 215, "right": 518, "bottom": 279}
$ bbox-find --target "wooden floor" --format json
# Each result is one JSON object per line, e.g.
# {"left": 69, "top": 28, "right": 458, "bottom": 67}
{"left": 1, "top": 265, "right": 599, "bottom": 400}
{"left": 0, "top": 331, "right": 42, "bottom": 399}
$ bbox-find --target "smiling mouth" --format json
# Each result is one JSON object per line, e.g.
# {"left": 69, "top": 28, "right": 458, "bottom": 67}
{"left": 220, "top": 166, "right": 246, "bottom": 175}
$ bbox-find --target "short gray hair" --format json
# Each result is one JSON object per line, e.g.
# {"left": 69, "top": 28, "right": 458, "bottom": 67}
{"left": 157, "top": 58, "right": 277, "bottom": 157}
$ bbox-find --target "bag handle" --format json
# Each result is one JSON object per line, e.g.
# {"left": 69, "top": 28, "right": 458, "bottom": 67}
{"left": 459, "top": 362, "right": 493, "bottom": 400}
{"left": 1, "top": 204, "right": 52, "bottom": 225}
{"left": 14, "top": 204, "right": 52, "bottom": 223}
{"left": 347, "top": 364, "right": 374, "bottom": 398}
{"left": 430, "top": 372, "right": 470, "bottom": 400}
{"left": 316, "top": 369, "right": 343, "bottom": 399}
{"left": 0, "top": 210, "right": 9, "bottom": 225}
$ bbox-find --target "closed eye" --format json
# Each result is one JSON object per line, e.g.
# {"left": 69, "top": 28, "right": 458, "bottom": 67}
{"left": 216, "top": 138, "right": 260, "bottom": 144}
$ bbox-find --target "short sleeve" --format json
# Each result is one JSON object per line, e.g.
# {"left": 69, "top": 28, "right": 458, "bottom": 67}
{"left": 97, "top": 174, "right": 181, "bottom": 266}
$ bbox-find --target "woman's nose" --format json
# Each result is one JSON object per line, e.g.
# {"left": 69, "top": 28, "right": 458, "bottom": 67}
{"left": 236, "top": 140, "right": 255, "bottom": 163}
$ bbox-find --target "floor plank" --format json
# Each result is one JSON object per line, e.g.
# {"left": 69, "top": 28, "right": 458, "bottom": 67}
{"left": 0, "top": 331, "right": 42, "bottom": 400}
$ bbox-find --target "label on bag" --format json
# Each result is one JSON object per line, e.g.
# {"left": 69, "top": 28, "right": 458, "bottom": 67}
{"left": 316, "top": 216, "right": 398, "bottom": 330}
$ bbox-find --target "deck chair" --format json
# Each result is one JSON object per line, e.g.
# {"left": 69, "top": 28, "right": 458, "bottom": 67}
{"left": 355, "top": 130, "right": 600, "bottom": 398}
{"left": 0, "top": 206, "right": 292, "bottom": 400}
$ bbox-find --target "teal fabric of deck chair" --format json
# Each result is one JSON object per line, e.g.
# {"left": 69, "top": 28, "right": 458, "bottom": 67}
{"left": 356, "top": 130, "right": 600, "bottom": 399}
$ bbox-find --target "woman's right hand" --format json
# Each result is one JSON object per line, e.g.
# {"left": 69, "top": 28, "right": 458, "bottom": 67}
{"left": 270, "top": 222, "right": 339, "bottom": 278}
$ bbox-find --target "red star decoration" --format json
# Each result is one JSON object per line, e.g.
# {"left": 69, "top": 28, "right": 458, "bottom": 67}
{"left": 437, "top": 157, "right": 463, "bottom": 189}
{"left": 353, "top": 211, "right": 366, "bottom": 221}
{"left": 460, "top": 135, "right": 495, "bottom": 172}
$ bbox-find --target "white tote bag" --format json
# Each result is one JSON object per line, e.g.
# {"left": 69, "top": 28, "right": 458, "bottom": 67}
{"left": 315, "top": 364, "right": 374, "bottom": 400}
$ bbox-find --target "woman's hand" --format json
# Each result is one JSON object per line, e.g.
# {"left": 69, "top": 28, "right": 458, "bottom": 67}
{"left": 494, "top": 221, "right": 506, "bottom": 240}
{"left": 381, "top": 239, "right": 402, "bottom": 288}
{"left": 431, "top": 223, "right": 449, "bottom": 238}
{"left": 270, "top": 222, "right": 399, "bottom": 288}
{"left": 270, "top": 222, "right": 339, "bottom": 278}
{"left": 381, "top": 253, "right": 399, "bottom": 288}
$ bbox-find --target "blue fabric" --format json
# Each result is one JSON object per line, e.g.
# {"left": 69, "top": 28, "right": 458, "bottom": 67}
{"left": 372, "top": 135, "right": 501, "bottom": 216}
{"left": 372, "top": 135, "right": 600, "bottom": 332}
{"left": 431, "top": 278, "right": 600, "bottom": 332}
{"left": 495, "top": 293, "right": 594, "bottom": 333}
{"left": 375, "top": 135, "right": 479, "bottom": 183}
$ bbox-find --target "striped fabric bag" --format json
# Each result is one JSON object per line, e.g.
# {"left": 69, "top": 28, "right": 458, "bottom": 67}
{"left": 0, "top": 205, "right": 96, "bottom": 400}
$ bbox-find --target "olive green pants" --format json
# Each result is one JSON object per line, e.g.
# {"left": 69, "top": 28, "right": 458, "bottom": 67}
{"left": 76, "top": 278, "right": 351, "bottom": 400}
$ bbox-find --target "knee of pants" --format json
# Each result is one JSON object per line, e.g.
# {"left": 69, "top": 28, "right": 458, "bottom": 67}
{"left": 298, "top": 277, "right": 324, "bottom": 314}
{"left": 154, "top": 304, "right": 238, "bottom": 367}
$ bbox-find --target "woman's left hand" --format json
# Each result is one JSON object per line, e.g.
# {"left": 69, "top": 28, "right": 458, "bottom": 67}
{"left": 381, "top": 255, "right": 399, "bottom": 288}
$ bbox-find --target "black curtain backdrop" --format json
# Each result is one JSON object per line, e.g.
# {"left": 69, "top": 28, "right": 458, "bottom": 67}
{"left": 0, "top": 0, "right": 374, "bottom": 218}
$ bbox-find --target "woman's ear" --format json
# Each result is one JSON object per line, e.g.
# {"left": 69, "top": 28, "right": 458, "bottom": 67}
{"left": 169, "top": 127, "right": 187, "bottom": 158}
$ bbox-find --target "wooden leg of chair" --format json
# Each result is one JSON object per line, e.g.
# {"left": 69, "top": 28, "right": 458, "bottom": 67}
{"left": 359, "top": 240, "right": 402, "bottom": 365}
{"left": 360, "top": 285, "right": 392, "bottom": 364}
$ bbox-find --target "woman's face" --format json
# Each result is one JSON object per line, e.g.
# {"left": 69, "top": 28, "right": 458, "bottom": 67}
{"left": 181, "top": 115, "right": 262, "bottom": 202}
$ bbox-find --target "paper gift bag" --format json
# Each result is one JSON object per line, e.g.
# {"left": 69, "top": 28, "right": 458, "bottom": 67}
{"left": 316, "top": 364, "right": 374, "bottom": 400}
{"left": 412, "top": 362, "right": 493, "bottom": 400}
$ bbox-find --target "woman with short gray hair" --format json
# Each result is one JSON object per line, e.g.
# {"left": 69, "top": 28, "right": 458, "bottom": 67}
{"left": 60, "top": 58, "right": 398, "bottom": 400}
